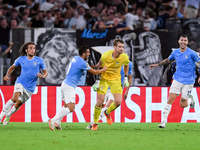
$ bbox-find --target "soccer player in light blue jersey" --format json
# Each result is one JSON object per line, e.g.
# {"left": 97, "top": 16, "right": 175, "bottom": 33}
{"left": 48, "top": 45, "right": 107, "bottom": 131}
{"left": 86, "top": 61, "right": 133, "bottom": 129}
{"left": 0, "top": 42, "right": 48, "bottom": 125}
{"left": 150, "top": 34, "right": 200, "bottom": 128}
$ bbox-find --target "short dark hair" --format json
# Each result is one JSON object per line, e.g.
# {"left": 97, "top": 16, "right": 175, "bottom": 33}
{"left": 180, "top": 34, "right": 187, "bottom": 38}
{"left": 113, "top": 39, "right": 124, "bottom": 46}
{"left": 79, "top": 45, "right": 89, "bottom": 56}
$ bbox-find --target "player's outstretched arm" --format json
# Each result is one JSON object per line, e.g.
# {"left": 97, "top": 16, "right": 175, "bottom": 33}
{"left": 3, "top": 64, "right": 16, "bottom": 81}
{"left": 88, "top": 65, "right": 107, "bottom": 75}
{"left": 90, "top": 60, "right": 102, "bottom": 68}
{"left": 150, "top": 58, "right": 172, "bottom": 69}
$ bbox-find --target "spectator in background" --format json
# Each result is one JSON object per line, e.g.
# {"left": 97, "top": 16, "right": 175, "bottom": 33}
{"left": 0, "top": 18, "right": 10, "bottom": 53}
{"left": 125, "top": 8, "right": 139, "bottom": 30}
{"left": 96, "top": 1, "right": 104, "bottom": 13}
{"left": 0, "top": 42, "right": 13, "bottom": 58}
{"left": 112, "top": 17, "right": 128, "bottom": 33}
{"left": 76, "top": 0, "right": 90, "bottom": 10}
{"left": 0, "top": 8, "right": 3, "bottom": 20}
{"left": 176, "top": 0, "right": 185, "bottom": 18}
{"left": 54, "top": 9, "right": 64, "bottom": 28}
{"left": 7, "top": 9, "right": 21, "bottom": 25}
{"left": 156, "top": 7, "right": 169, "bottom": 29}
{"left": 15, "top": 0, "right": 36, "bottom": 10}
{"left": 63, "top": 9, "right": 76, "bottom": 29}
{"left": 113, "top": 0, "right": 126, "bottom": 12}
{"left": 184, "top": 0, "right": 200, "bottom": 19}
{"left": 23, "top": 7, "right": 31, "bottom": 19}
{"left": 1, "top": 6, "right": 9, "bottom": 19}
{"left": 76, "top": 6, "right": 86, "bottom": 30}
{"left": 84, "top": 12, "right": 97, "bottom": 29}
{"left": 40, "top": 0, "right": 62, "bottom": 12}
{"left": 44, "top": 10, "right": 55, "bottom": 28}
{"left": 28, "top": 11, "right": 44, "bottom": 27}
{"left": 18, "top": 12, "right": 29, "bottom": 28}
{"left": 136, "top": 7, "right": 145, "bottom": 21}
{"left": 104, "top": 11, "right": 115, "bottom": 26}
{"left": 10, "top": 19, "right": 19, "bottom": 28}
{"left": 29, "top": 3, "right": 40, "bottom": 18}
{"left": 143, "top": 8, "right": 157, "bottom": 30}
{"left": 90, "top": 8, "right": 101, "bottom": 21}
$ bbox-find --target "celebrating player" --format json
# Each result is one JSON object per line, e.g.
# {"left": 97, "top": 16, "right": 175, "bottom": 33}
{"left": 0, "top": 42, "right": 48, "bottom": 125}
{"left": 150, "top": 34, "right": 200, "bottom": 128}
{"left": 48, "top": 45, "right": 107, "bottom": 131}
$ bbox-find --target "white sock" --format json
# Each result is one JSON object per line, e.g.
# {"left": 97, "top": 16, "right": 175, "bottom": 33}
{"left": 99, "top": 108, "right": 106, "bottom": 120}
{"left": 0, "top": 99, "right": 14, "bottom": 120}
{"left": 52, "top": 107, "right": 70, "bottom": 123}
{"left": 6, "top": 106, "right": 20, "bottom": 118}
{"left": 187, "top": 95, "right": 193, "bottom": 106}
{"left": 162, "top": 103, "right": 172, "bottom": 123}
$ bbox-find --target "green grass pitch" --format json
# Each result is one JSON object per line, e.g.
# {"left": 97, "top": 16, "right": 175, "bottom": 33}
{"left": 0, "top": 122, "right": 199, "bottom": 150}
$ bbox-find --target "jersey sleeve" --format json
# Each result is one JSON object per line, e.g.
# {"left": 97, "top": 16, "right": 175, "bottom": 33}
{"left": 124, "top": 54, "right": 130, "bottom": 66}
{"left": 168, "top": 50, "right": 175, "bottom": 60}
{"left": 40, "top": 58, "right": 46, "bottom": 70}
{"left": 81, "top": 61, "right": 91, "bottom": 71}
{"left": 192, "top": 51, "right": 200, "bottom": 62}
{"left": 100, "top": 52, "right": 106, "bottom": 67}
{"left": 14, "top": 57, "right": 21, "bottom": 66}
{"left": 128, "top": 62, "right": 133, "bottom": 75}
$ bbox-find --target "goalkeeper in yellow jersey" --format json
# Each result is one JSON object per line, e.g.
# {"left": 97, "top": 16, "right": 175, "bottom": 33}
{"left": 91, "top": 39, "right": 130, "bottom": 130}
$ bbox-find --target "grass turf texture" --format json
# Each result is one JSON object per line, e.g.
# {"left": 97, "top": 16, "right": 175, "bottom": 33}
{"left": 0, "top": 122, "right": 199, "bottom": 150}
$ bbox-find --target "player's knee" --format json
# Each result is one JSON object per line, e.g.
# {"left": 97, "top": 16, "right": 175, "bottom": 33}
{"left": 11, "top": 97, "right": 18, "bottom": 103}
{"left": 114, "top": 101, "right": 121, "bottom": 107}
{"left": 180, "top": 98, "right": 188, "bottom": 108}
{"left": 66, "top": 103, "right": 75, "bottom": 112}
{"left": 15, "top": 101, "right": 23, "bottom": 108}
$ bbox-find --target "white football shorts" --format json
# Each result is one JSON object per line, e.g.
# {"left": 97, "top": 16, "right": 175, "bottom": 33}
{"left": 169, "top": 80, "right": 194, "bottom": 99}
{"left": 14, "top": 83, "right": 33, "bottom": 103}
{"left": 61, "top": 82, "right": 75, "bottom": 104}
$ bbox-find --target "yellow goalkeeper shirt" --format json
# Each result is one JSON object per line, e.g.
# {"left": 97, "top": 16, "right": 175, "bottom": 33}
{"left": 100, "top": 50, "right": 130, "bottom": 80}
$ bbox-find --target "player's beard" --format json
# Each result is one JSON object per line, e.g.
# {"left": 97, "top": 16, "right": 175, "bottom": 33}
{"left": 28, "top": 54, "right": 34, "bottom": 57}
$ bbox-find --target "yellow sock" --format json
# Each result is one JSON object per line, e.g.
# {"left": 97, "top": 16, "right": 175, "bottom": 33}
{"left": 93, "top": 105, "right": 102, "bottom": 124}
{"left": 106, "top": 102, "right": 118, "bottom": 114}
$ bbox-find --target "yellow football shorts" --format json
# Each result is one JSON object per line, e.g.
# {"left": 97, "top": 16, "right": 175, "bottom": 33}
{"left": 97, "top": 79, "right": 122, "bottom": 94}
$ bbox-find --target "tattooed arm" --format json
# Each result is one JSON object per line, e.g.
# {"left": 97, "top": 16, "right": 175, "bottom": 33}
{"left": 150, "top": 58, "right": 173, "bottom": 69}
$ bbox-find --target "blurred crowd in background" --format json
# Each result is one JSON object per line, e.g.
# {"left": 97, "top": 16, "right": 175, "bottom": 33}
{"left": 0, "top": 0, "right": 199, "bottom": 56}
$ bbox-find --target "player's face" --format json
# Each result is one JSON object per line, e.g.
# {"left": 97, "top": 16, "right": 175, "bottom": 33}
{"left": 84, "top": 49, "right": 90, "bottom": 60}
{"left": 178, "top": 36, "right": 188, "bottom": 50}
{"left": 26, "top": 44, "right": 35, "bottom": 57}
{"left": 115, "top": 42, "right": 124, "bottom": 54}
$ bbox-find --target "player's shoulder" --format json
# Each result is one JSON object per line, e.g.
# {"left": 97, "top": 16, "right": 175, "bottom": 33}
{"left": 187, "top": 47, "right": 196, "bottom": 53}
{"left": 74, "top": 55, "right": 86, "bottom": 64}
{"left": 121, "top": 52, "right": 129, "bottom": 60}
{"left": 102, "top": 50, "right": 113, "bottom": 56}
{"left": 172, "top": 48, "right": 179, "bottom": 53}
{"left": 33, "top": 56, "right": 45, "bottom": 62}
{"left": 16, "top": 56, "right": 25, "bottom": 61}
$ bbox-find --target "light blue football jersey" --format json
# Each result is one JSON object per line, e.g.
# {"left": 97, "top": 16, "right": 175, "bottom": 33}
{"left": 168, "top": 47, "right": 200, "bottom": 84}
{"left": 14, "top": 56, "right": 46, "bottom": 93}
{"left": 121, "top": 62, "right": 133, "bottom": 85}
{"left": 64, "top": 56, "right": 91, "bottom": 88}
